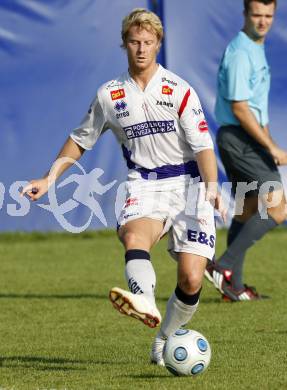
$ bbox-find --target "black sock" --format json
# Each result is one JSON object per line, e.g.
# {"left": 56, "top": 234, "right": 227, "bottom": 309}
{"left": 218, "top": 212, "right": 277, "bottom": 279}
{"left": 227, "top": 218, "right": 244, "bottom": 246}
{"left": 225, "top": 219, "right": 245, "bottom": 290}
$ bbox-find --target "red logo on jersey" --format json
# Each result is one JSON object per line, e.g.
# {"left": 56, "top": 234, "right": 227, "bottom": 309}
{"left": 111, "top": 89, "right": 125, "bottom": 100}
{"left": 162, "top": 85, "right": 173, "bottom": 95}
{"left": 125, "top": 197, "right": 138, "bottom": 208}
{"left": 198, "top": 120, "right": 209, "bottom": 133}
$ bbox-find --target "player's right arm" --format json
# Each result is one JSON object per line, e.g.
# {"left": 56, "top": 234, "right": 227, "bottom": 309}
{"left": 22, "top": 90, "right": 108, "bottom": 201}
{"left": 21, "top": 137, "right": 85, "bottom": 201}
{"left": 231, "top": 101, "right": 287, "bottom": 165}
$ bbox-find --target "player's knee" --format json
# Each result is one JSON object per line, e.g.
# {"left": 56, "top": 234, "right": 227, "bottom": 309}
{"left": 175, "top": 284, "right": 202, "bottom": 305}
{"left": 119, "top": 229, "right": 149, "bottom": 250}
{"left": 271, "top": 212, "right": 286, "bottom": 225}
{"left": 119, "top": 230, "right": 138, "bottom": 247}
{"left": 267, "top": 204, "right": 287, "bottom": 225}
{"left": 178, "top": 273, "right": 202, "bottom": 295}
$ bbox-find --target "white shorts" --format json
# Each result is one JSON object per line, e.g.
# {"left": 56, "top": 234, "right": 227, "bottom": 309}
{"left": 117, "top": 176, "right": 216, "bottom": 261}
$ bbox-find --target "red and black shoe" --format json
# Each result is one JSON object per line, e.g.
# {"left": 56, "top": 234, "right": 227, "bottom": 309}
{"left": 213, "top": 266, "right": 233, "bottom": 294}
{"left": 205, "top": 261, "right": 233, "bottom": 294}
{"left": 204, "top": 259, "right": 215, "bottom": 284}
{"left": 222, "top": 284, "right": 270, "bottom": 302}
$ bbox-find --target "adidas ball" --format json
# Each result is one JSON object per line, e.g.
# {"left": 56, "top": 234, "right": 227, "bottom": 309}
{"left": 163, "top": 329, "right": 211, "bottom": 376}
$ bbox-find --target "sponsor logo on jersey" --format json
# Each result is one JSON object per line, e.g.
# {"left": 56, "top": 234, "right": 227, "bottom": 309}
{"left": 106, "top": 80, "right": 124, "bottom": 89}
{"left": 156, "top": 100, "right": 174, "bottom": 108}
{"left": 124, "top": 212, "right": 140, "bottom": 219}
{"left": 114, "top": 100, "right": 129, "bottom": 119}
{"left": 187, "top": 229, "right": 215, "bottom": 248}
{"left": 162, "top": 85, "right": 173, "bottom": 95}
{"left": 116, "top": 112, "right": 129, "bottom": 119}
{"left": 192, "top": 108, "right": 203, "bottom": 116}
{"left": 114, "top": 100, "right": 127, "bottom": 112}
{"left": 125, "top": 197, "right": 138, "bottom": 208}
{"left": 197, "top": 119, "right": 209, "bottom": 132}
{"left": 123, "top": 120, "right": 175, "bottom": 139}
{"left": 110, "top": 88, "right": 125, "bottom": 100}
{"left": 162, "top": 77, "right": 177, "bottom": 86}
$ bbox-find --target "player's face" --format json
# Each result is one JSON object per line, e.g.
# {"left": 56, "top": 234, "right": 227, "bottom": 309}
{"left": 244, "top": 1, "right": 275, "bottom": 42}
{"left": 125, "top": 25, "right": 160, "bottom": 73}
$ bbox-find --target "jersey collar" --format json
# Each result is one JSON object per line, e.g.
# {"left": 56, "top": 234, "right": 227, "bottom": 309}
{"left": 126, "top": 64, "right": 164, "bottom": 93}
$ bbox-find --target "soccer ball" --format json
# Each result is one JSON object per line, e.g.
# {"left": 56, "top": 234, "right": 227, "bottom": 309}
{"left": 163, "top": 329, "right": 211, "bottom": 376}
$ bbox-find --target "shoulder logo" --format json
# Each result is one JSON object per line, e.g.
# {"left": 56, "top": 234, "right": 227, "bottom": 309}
{"left": 162, "top": 85, "right": 173, "bottom": 95}
{"left": 162, "top": 77, "right": 177, "bottom": 86}
{"left": 197, "top": 119, "right": 209, "bottom": 133}
{"left": 111, "top": 89, "right": 125, "bottom": 100}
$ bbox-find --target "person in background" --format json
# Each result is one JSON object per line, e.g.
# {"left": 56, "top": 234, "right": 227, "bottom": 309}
{"left": 205, "top": 0, "right": 287, "bottom": 301}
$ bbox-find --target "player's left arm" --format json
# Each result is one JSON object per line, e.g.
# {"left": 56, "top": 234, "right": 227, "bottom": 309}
{"left": 195, "top": 148, "right": 217, "bottom": 199}
{"left": 196, "top": 148, "right": 226, "bottom": 221}
{"left": 178, "top": 86, "right": 226, "bottom": 219}
{"left": 178, "top": 86, "right": 217, "bottom": 188}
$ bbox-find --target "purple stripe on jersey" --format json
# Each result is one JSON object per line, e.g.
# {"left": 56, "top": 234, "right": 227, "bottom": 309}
{"left": 121, "top": 145, "right": 201, "bottom": 180}
{"left": 121, "top": 145, "right": 136, "bottom": 169}
{"left": 137, "top": 160, "right": 201, "bottom": 180}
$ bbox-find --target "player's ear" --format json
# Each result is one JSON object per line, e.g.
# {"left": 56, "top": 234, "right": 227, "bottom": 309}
{"left": 121, "top": 41, "right": 127, "bottom": 50}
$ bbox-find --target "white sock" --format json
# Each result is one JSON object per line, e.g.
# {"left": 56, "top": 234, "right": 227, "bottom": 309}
{"left": 125, "top": 253, "right": 156, "bottom": 306}
{"left": 158, "top": 292, "right": 199, "bottom": 338}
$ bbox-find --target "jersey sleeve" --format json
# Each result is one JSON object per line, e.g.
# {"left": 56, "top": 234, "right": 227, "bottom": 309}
{"left": 178, "top": 87, "right": 214, "bottom": 154}
{"left": 70, "top": 92, "right": 108, "bottom": 150}
{"left": 225, "top": 49, "right": 251, "bottom": 101}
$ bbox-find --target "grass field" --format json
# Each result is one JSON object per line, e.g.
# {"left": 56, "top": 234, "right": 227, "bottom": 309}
{"left": 0, "top": 229, "right": 286, "bottom": 390}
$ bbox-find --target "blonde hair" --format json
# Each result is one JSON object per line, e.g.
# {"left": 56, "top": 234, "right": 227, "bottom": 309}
{"left": 121, "top": 8, "right": 164, "bottom": 48}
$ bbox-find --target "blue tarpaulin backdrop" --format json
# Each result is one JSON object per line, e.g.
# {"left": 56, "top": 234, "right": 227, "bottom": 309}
{"left": 1, "top": 0, "right": 286, "bottom": 231}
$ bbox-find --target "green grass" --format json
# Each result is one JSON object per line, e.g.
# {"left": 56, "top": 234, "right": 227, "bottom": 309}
{"left": 0, "top": 229, "right": 287, "bottom": 390}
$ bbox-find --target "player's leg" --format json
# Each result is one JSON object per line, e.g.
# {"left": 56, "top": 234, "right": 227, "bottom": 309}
{"left": 160, "top": 253, "right": 206, "bottom": 336}
{"left": 110, "top": 217, "right": 164, "bottom": 328}
{"left": 151, "top": 180, "right": 215, "bottom": 366}
{"left": 151, "top": 253, "right": 207, "bottom": 366}
{"left": 264, "top": 189, "right": 286, "bottom": 224}
{"left": 207, "top": 126, "right": 250, "bottom": 291}
{"left": 215, "top": 189, "right": 286, "bottom": 300}
{"left": 212, "top": 126, "right": 285, "bottom": 300}
{"left": 119, "top": 217, "right": 163, "bottom": 306}
{"left": 216, "top": 194, "right": 258, "bottom": 291}
{"left": 219, "top": 190, "right": 285, "bottom": 291}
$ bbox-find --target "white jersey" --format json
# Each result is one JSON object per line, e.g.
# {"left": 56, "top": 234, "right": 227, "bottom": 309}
{"left": 71, "top": 64, "right": 213, "bottom": 180}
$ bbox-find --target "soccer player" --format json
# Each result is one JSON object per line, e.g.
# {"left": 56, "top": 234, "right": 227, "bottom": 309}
{"left": 22, "top": 8, "right": 224, "bottom": 365}
{"left": 206, "top": 0, "right": 287, "bottom": 301}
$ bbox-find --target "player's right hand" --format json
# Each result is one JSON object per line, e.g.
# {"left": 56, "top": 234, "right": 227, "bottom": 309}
{"left": 21, "top": 178, "right": 49, "bottom": 201}
{"left": 278, "top": 151, "right": 287, "bottom": 165}
{"left": 269, "top": 145, "right": 287, "bottom": 166}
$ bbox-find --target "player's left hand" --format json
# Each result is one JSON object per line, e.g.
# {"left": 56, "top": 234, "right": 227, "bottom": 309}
{"left": 205, "top": 187, "right": 227, "bottom": 224}
{"left": 278, "top": 151, "right": 287, "bottom": 166}
{"left": 214, "top": 193, "right": 227, "bottom": 223}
